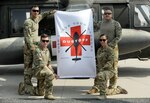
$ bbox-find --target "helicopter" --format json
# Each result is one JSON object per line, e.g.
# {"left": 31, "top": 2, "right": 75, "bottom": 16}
{"left": 65, "top": 29, "right": 87, "bottom": 62}
{"left": 0, "top": 0, "right": 150, "bottom": 64}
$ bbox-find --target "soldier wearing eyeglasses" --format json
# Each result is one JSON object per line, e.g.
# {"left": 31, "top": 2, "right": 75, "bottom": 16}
{"left": 96, "top": 34, "right": 127, "bottom": 99}
{"left": 88, "top": 7, "right": 122, "bottom": 94}
{"left": 18, "top": 5, "right": 56, "bottom": 95}
{"left": 31, "top": 34, "right": 55, "bottom": 100}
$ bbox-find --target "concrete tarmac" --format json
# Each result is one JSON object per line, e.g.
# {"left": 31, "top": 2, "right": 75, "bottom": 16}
{"left": 0, "top": 59, "right": 150, "bottom": 103}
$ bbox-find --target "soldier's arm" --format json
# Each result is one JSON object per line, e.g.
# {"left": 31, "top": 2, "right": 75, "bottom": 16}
{"left": 38, "top": 10, "right": 56, "bottom": 21}
{"left": 110, "top": 21, "right": 122, "bottom": 48}
{"left": 47, "top": 50, "right": 51, "bottom": 66}
{"left": 47, "top": 50, "right": 55, "bottom": 73}
{"left": 96, "top": 48, "right": 104, "bottom": 72}
{"left": 33, "top": 49, "right": 45, "bottom": 68}
{"left": 102, "top": 49, "right": 114, "bottom": 70}
{"left": 24, "top": 20, "right": 35, "bottom": 50}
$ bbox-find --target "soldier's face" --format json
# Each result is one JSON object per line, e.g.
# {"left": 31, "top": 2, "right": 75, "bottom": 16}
{"left": 31, "top": 7, "right": 39, "bottom": 18}
{"left": 41, "top": 37, "right": 49, "bottom": 48}
{"left": 99, "top": 36, "right": 107, "bottom": 47}
{"left": 104, "top": 10, "right": 112, "bottom": 20}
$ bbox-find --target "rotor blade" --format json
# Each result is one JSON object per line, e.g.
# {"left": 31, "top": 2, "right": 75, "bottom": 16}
{"left": 65, "top": 43, "right": 74, "bottom": 52}
{"left": 79, "top": 42, "right": 87, "bottom": 51}
{"left": 79, "top": 30, "right": 86, "bottom": 38}
{"left": 65, "top": 32, "right": 73, "bottom": 39}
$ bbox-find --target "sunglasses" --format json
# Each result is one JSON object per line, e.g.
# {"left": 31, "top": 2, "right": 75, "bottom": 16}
{"left": 104, "top": 13, "right": 112, "bottom": 15}
{"left": 42, "top": 40, "right": 49, "bottom": 43}
{"left": 99, "top": 39, "right": 107, "bottom": 42}
{"left": 32, "top": 10, "right": 39, "bottom": 12}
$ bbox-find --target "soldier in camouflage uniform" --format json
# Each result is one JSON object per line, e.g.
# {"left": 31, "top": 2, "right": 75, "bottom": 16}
{"left": 32, "top": 34, "right": 55, "bottom": 100}
{"left": 18, "top": 5, "right": 56, "bottom": 95}
{"left": 96, "top": 34, "right": 127, "bottom": 99}
{"left": 88, "top": 7, "right": 122, "bottom": 94}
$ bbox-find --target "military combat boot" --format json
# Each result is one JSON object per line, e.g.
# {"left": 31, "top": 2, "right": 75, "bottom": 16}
{"left": 18, "top": 82, "right": 25, "bottom": 95}
{"left": 117, "top": 86, "right": 128, "bottom": 94}
{"left": 24, "top": 85, "right": 36, "bottom": 95}
{"left": 87, "top": 88, "right": 99, "bottom": 94}
{"left": 44, "top": 94, "right": 55, "bottom": 100}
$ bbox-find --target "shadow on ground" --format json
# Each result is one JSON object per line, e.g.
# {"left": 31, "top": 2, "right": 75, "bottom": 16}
{"left": 119, "top": 67, "right": 150, "bottom": 77}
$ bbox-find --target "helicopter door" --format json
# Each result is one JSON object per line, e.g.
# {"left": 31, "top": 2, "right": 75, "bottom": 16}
{"left": 113, "top": 4, "right": 130, "bottom": 28}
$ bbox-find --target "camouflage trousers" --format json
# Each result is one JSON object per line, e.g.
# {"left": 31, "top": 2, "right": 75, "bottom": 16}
{"left": 23, "top": 45, "right": 35, "bottom": 95}
{"left": 109, "top": 45, "right": 118, "bottom": 88}
{"left": 92, "top": 45, "right": 118, "bottom": 91}
{"left": 105, "top": 86, "right": 124, "bottom": 95}
{"left": 35, "top": 66, "right": 55, "bottom": 96}
{"left": 18, "top": 45, "right": 35, "bottom": 95}
{"left": 97, "top": 70, "right": 115, "bottom": 95}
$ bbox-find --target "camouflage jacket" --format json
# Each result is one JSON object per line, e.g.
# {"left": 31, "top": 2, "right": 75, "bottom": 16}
{"left": 32, "top": 44, "right": 51, "bottom": 73}
{"left": 97, "top": 46, "right": 116, "bottom": 73}
{"left": 24, "top": 11, "right": 53, "bottom": 50}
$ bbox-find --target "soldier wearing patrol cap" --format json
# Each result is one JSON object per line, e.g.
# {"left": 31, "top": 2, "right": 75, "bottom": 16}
{"left": 18, "top": 5, "right": 56, "bottom": 95}
{"left": 88, "top": 7, "right": 122, "bottom": 94}
{"left": 96, "top": 34, "right": 127, "bottom": 99}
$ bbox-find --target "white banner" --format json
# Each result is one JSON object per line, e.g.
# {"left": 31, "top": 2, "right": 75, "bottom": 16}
{"left": 54, "top": 9, "right": 96, "bottom": 78}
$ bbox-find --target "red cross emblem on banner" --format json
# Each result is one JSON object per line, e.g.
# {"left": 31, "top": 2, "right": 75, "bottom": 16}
{"left": 60, "top": 25, "right": 90, "bottom": 57}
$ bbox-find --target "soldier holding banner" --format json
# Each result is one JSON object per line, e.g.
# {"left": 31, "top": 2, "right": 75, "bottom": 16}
{"left": 18, "top": 5, "right": 56, "bottom": 95}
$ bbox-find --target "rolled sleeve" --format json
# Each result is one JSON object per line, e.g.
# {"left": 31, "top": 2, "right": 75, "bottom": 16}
{"left": 102, "top": 49, "right": 114, "bottom": 71}
{"left": 33, "top": 49, "right": 45, "bottom": 68}
{"left": 111, "top": 21, "right": 122, "bottom": 47}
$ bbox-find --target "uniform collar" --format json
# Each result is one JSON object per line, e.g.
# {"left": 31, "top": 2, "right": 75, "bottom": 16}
{"left": 103, "top": 19, "right": 113, "bottom": 23}
{"left": 30, "top": 16, "right": 38, "bottom": 23}
{"left": 101, "top": 45, "right": 109, "bottom": 50}
{"left": 39, "top": 44, "right": 48, "bottom": 52}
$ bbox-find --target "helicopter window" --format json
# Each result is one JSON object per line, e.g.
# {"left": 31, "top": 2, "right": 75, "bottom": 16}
{"left": 113, "top": 4, "right": 129, "bottom": 28}
{"left": 134, "top": 5, "right": 150, "bottom": 27}
{"left": 10, "top": 9, "right": 29, "bottom": 37}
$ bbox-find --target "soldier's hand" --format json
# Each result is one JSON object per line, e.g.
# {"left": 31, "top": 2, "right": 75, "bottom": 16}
{"left": 54, "top": 74, "right": 59, "bottom": 79}
{"left": 50, "top": 10, "right": 56, "bottom": 14}
{"left": 48, "top": 65, "right": 55, "bottom": 73}
{"left": 48, "top": 65, "right": 52, "bottom": 69}
{"left": 31, "top": 45, "right": 35, "bottom": 51}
